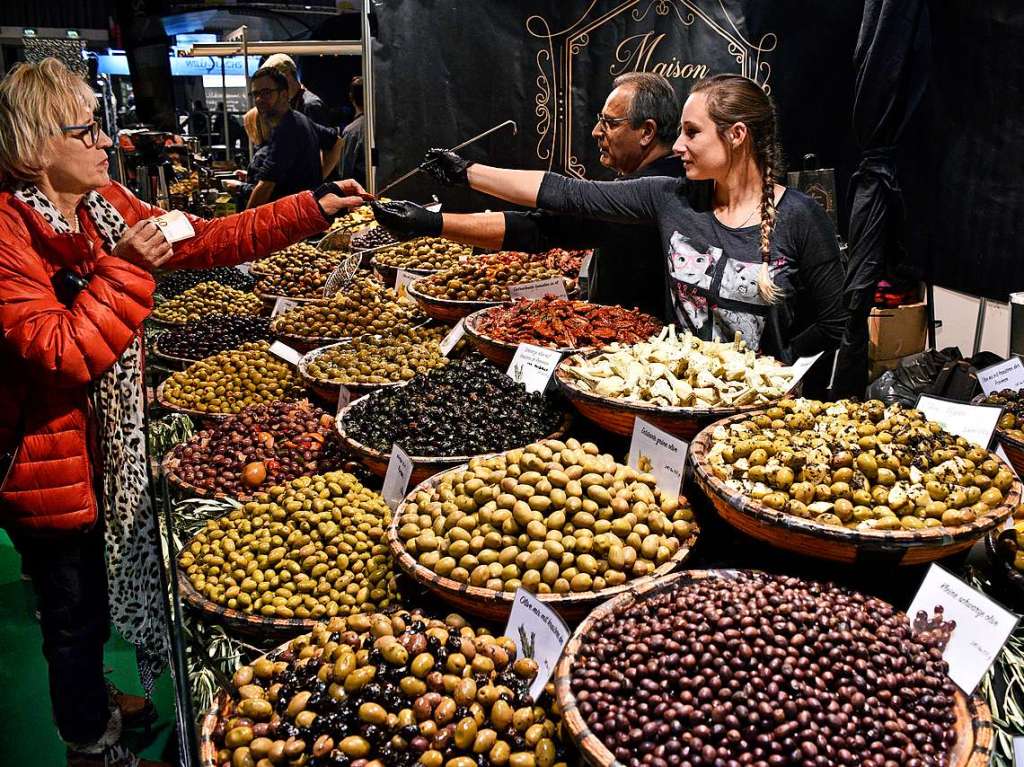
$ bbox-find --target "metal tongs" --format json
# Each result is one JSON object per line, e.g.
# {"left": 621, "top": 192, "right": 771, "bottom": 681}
{"left": 372, "top": 119, "right": 518, "bottom": 199}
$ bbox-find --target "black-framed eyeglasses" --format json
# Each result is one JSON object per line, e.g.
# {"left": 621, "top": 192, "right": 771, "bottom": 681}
{"left": 596, "top": 112, "right": 630, "bottom": 129}
{"left": 249, "top": 87, "right": 284, "bottom": 100}
{"left": 60, "top": 120, "right": 101, "bottom": 146}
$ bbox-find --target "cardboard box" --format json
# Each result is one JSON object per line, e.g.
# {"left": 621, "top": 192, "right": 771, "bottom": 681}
{"left": 868, "top": 301, "right": 928, "bottom": 362}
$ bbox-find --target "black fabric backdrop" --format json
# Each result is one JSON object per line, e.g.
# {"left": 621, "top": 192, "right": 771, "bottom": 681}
{"left": 372, "top": 0, "right": 864, "bottom": 219}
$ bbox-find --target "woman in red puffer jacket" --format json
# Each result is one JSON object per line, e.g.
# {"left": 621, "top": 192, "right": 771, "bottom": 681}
{"left": 0, "top": 58, "right": 366, "bottom": 767}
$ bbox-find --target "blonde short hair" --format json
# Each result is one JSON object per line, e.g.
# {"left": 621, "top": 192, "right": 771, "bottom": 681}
{"left": 263, "top": 53, "right": 297, "bottom": 79}
{"left": 0, "top": 58, "right": 96, "bottom": 184}
{"left": 243, "top": 107, "right": 270, "bottom": 146}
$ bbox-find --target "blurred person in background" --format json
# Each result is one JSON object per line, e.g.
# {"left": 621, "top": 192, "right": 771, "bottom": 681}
{"left": 340, "top": 75, "right": 366, "bottom": 188}
{"left": 264, "top": 52, "right": 328, "bottom": 126}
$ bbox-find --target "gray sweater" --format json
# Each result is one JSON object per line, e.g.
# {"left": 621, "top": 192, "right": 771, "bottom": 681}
{"left": 537, "top": 173, "right": 846, "bottom": 362}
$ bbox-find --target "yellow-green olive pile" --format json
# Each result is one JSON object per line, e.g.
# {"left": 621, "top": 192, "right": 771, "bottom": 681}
{"left": 179, "top": 471, "right": 400, "bottom": 619}
{"left": 211, "top": 611, "right": 569, "bottom": 767}
{"left": 397, "top": 438, "right": 696, "bottom": 594}
{"left": 374, "top": 237, "right": 473, "bottom": 271}
{"left": 306, "top": 326, "right": 453, "bottom": 385}
{"left": 252, "top": 243, "right": 338, "bottom": 278}
{"left": 414, "top": 260, "right": 565, "bottom": 303}
{"left": 161, "top": 341, "right": 303, "bottom": 414}
{"left": 705, "top": 398, "right": 1017, "bottom": 531}
{"left": 152, "top": 281, "right": 263, "bottom": 325}
{"left": 982, "top": 388, "right": 1024, "bottom": 441}
{"left": 271, "top": 281, "right": 422, "bottom": 341}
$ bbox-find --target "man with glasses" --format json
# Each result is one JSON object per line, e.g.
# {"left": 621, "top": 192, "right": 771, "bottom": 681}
{"left": 372, "top": 73, "right": 682, "bottom": 318}
{"left": 245, "top": 66, "right": 342, "bottom": 209}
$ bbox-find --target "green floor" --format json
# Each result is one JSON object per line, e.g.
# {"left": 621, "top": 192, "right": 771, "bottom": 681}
{"left": 0, "top": 529, "right": 179, "bottom": 766}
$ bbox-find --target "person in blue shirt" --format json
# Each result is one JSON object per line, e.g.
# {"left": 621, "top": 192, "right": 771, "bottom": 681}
{"left": 245, "top": 67, "right": 342, "bottom": 209}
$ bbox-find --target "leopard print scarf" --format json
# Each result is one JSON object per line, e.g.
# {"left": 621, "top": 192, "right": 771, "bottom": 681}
{"left": 15, "top": 186, "right": 169, "bottom": 701}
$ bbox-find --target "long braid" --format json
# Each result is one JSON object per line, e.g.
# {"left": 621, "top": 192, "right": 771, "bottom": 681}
{"left": 757, "top": 135, "right": 781, "bottom": 303}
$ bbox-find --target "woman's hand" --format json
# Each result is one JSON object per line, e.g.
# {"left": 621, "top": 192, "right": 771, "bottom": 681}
{"left": 315, "top": 179, "right": 369, "bottom": 218}
{"left": 112, "top": 219, "right": 173, "bottom": 271}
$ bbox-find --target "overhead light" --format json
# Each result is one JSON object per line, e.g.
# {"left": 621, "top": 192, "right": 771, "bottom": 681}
{"left": 23, "top": 28, "right": 37, "bottom": 37}
{"left": 66, "top": 29, "right": 80, "bottom": 39}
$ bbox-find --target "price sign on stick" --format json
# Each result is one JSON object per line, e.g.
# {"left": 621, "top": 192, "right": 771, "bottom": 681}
{"left": 977, "top": 357, "right": 1024, "bottom": 395}
{"left": 907, "top": 564, "right": 1018, "bottom": 693}
{"left": 507, "top": 277, "right": 568, "bottom": 302}
{"left": 785, "top": 352, "right": 824, "bottom": 392}
{"left": 394, "top": 269, "right": 417, "bottom": 299}
{"left": 916, "top": 394, "right": 1003, "bottom": 448}
{"left": 335, "top": 385, "right": 352, "bottom": 419}
{"left": 382, "top": 444, "right": 413, "bottom": 511}
{"left": 440, "top": 320, "right": 466, "bottom": 357}
{"left": 504, "top": 589, "right": 570, "bottom": 701}
{"left": 272, "top": 298, "right": 299, "bottom": 317}
{"left": 628, "top": 417, "right": 688, "bottom": 497}
{"left": 268, "top": 341, "right": 302, "bottom": 366}
{"left": 237, "top": 262, "right": 252, "bottom": 276}
{"left": 507, "top": 344, "right": 561, "bottom": 393}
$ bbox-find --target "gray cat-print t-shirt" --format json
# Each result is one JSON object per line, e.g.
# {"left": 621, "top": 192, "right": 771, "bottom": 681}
{"left": 536, "top": 173, "right": 845, "bottom": 361}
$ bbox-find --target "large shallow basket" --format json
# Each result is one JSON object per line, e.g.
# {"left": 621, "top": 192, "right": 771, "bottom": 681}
{"left": 387, "top": 468, "right": 698, "bottom": 623}
{"left": 461, "top": 307, "right": 586, "bottom": 369}
{"left": 337, "top": 393, "right": 572, "bottom": 486}
{"left": 149, "top": 338, "right": 200, "bottom": 371}
{"left": 154, "top": 378, "right": 234, "bottom": 424}
{"left": 297, "top": 339, "right": 410, "bottom": 406}
{"left": 689, "top": 412, "right": 1021, "bottom": 565}
{"left": 553, "top": 569, "right": 994, "bottom": 767}
{"left": 995, "top": 428, "right": 1024, "bottom": 478}
{"left": 254, "top": 290, "right": 325, "bottom": 315}
{"left": 370, "top": 257, "right": 439, "bottom": 288}
{"left": 406, "top": 279, "right": 502, "bottom": 324}
{"left": 985, "top": 517, "right": 1024, "bottom": 607}
{"left": 553, "top": 359, "right": 766, "bottom": 441}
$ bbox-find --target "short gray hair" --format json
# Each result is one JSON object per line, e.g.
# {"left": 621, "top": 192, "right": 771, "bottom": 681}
{"left": 612, "top": 72, "right": 680, "bottom": 147}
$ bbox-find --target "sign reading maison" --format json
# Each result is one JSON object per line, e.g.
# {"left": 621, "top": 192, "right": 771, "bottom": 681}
{"left": 610, "top": 32, "right": 711, "bottom": 80}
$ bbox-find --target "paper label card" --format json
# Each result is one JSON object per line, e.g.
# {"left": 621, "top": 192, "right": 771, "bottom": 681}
{"left": 504, "top": 588, "right": 570, "bottom": 701}
{"left": 785, "top": 352, "right": 825, "bottom": 391}
{"left": 997, "top": 445, "right": 1020, "bottom": 479}
{"left": 916, "top": 394, "right": 1002, "bottom": 449}
{"left": 272, "top": 298, "right": 299, "bottom": 317}
{"left": 507, "top": 343, "right": 562, "bottom": 393}
{"left": 507, "top": 277, "right": 568, "bottom": 302}
{"left": 236, "top": 262, "right": 252, "bottom": 276}
{"left": 440, "top": 320, "right": 466, "bottom": 357}
{"left": 335, "top": 385, "right": 352, "bottom": 418}
{"left": 394, "top": 268, "right": 417, "bottom": 299}
{"left": 382, "top": 443, "right": 414, "bottom": 511}
{"left": 627, "top": 417, "right": 688, "bottom": 498}
{"left": 268, "top": 341, "right": 302, "bottom": 366}
{"left": 152, "top": 210, "right": 196, "bottom": 243}
{"left": 907, "top": 564, "right": 1018, "bottom": 693}
{"left": 1014, "top": 736, "right": 1024, "bottom": 767}
{"left": 977, "top": 357, "right": 1024, "bottom": 395}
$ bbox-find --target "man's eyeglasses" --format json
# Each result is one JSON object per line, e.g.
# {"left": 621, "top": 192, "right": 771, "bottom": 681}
{"left": 595, "top": 112, "right": 630, "bottom": 129}
{"left": 60, "top": 121, "right": 101, "bottom": 147}
{"left": 249, "top": 87, "right": 284, "bottom": 100}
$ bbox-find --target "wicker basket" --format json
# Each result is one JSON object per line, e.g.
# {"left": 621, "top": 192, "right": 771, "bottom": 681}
{"left": 370, "top": 257, "right": 439, "bottom": 288}
{"left": 689, "top": 412, "right": 1021, "bottom": 565}
{"left": 154, "top": 378, "right": 233, "bottom": 424}
{"left": 254, "top": 290, "right": 325, "bottom": 315}
{"left": 149, "top": 339, "right": 200, "bottom": 371}
{"left": 461, "top": 307, "right": 587, "bottom": 369}
{"left": 985, "top": 518, "right": 1024, "bottom": 606}
{"left": 387, "top": 468, "right": 698, "bottom": 623}
{"left": 337, "top": 394, "right": 572, "bottom": 486}
{"left": 553, "top": 361, "right": 766, "bottom": 441}
{"left": 553, "top": 569, "right": 994, "bottom": 767}
{"left": 297, "top": 339, "right": 409, "bottom": 406}
{"left": 407, "top": 279, "right": 503, "bottom": 324}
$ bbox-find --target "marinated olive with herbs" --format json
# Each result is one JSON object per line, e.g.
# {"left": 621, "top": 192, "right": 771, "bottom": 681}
{"left": 155, "top": 315, "right": 271, "bottom": 360}
{"left": 343, "top": 357, "right": 563, "bottom": 456}
{"left": 152, "top": 281, "right": 263, "bottom": 325}
{"left": 397, "top": 438, "right": 696, "bottom": 594}
{"left": 572, "top": 572, "right": 958, "bottom": 766}
{"left": 306, "top": 326, "right": 454, "bottom": 385}
{"left": 213, "top": 610, "right": 569, "bottom": 767}
{"left": 178, "top": 471, "right": 400, "bottom": 618}
{"left": 160, "top": 341, "right": 303, "bottom": 414}
{"left": 982, "top": 388, "right": 1024, "bottom": 441}
{"left": 705, "top": 398, "right": 1017, "bottom": 531}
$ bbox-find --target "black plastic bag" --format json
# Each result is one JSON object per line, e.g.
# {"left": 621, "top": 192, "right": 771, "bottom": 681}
{"left": 865, "top": 347, "right": 963, "bottom": 406}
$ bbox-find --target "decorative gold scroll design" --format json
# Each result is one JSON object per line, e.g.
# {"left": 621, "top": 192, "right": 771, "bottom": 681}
{"left": 527, "top": 1, "right": 777, "bottom": 177}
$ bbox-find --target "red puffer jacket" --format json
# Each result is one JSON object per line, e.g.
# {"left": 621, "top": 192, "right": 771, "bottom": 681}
{"left": 0, "top": 182, "right": 328, "bottom": 533}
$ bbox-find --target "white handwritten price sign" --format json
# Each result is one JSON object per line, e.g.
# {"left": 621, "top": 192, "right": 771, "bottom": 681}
{"left": 394, "top": 269, "right": 417, "bottom": 299}
{"left": 504, "top": 589, "right": 570, "bottom": 700}
{"left": 784, "top": 352, "right": 825, "bottom": 392}
{"left": 439, "top": 320, "right": 466, "bottom": 357}
{"left": 268, "top": 341, "right": 302, "bottom": 366}
{"left": 977, "top": 357, "right": 1024, "bottom": 395}
{"left": 272, "top": 298, "right": 299, "bottom": 317}
{"left": 507, "top": 344, "right": 562, "bottom": 393}
{"left": 916, "top": 394, "right": 1003, "bottom": 449}
{"left": 907, "top": 564, "right": 1018, "bottom": 693}
{"left": 507, "top": 277, "right": 568, "bottom": 302}
{"left": 1014, "top": 735, "right": 1024, "bottom": 767}
{"left": 382, "top": 443, "right": 413, "bottom": 511}
{"left": 335, "top": 385, "right": 352, "bottom": 419}
{"left": 628, "top": 417, "right": 688, "bottom": 497}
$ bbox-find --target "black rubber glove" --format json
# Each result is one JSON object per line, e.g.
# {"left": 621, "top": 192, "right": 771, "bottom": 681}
{"left": 371, "top": 200, "right": 443, "bottom": 240}
{"left": 420, "top": 148, "right": 473, "bottom": 187}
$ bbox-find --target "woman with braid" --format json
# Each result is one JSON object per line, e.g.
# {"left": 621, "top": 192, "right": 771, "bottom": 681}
{"left": 373, "top": 75, "right": 846, "bottom": 395}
